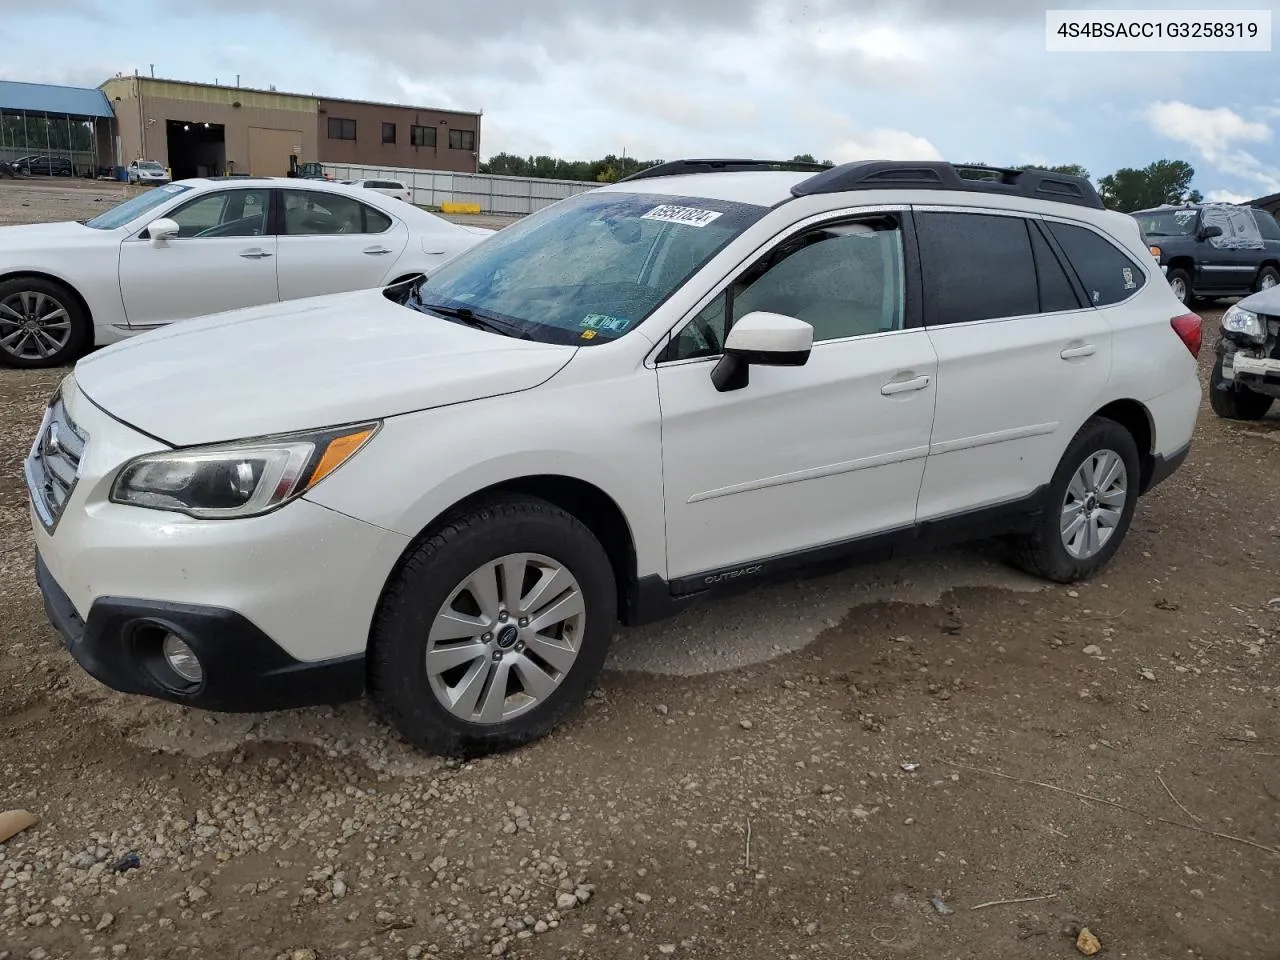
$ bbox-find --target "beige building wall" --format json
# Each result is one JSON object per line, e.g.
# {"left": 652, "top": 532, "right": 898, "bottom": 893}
{"left": 100, "top": 77, "right": 318, "bottom": 175}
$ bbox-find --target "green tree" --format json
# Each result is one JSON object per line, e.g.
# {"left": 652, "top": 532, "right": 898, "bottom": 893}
{"left": 792, "top": 153, "right": 817, "bottom": 163}
{"left": 1016, "top": 163, "right": 1091, "bottom": 180}
{"left": 1097, "top": 160, "right": 1198, "bottom": 212}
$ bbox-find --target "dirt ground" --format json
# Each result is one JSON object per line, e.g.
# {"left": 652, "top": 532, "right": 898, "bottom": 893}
{"left": 1, "top": 188, "right": 1278, "bottom": 960}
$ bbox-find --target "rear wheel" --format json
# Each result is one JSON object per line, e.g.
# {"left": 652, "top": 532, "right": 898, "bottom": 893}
{"left": 0, "top": 277, "right": 91, "bottom": 368}
{"left": 1210, "top": 354, "right": 1274, "bottom": 420}
{"left": 1012, "top": 417, "right": 1141, "bottom": 583}
{"left": 369, "top": 496, "right": 617, "bottom": 756}
{"left": 1167, "top": 268, "right": 1192, "bottom": 305}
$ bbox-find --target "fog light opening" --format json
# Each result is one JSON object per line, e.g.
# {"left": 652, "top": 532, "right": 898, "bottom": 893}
{"left": 162, "top": 632, "right": 204, "bottom": 685}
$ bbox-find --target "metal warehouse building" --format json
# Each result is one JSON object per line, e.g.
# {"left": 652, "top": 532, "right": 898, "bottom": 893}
{"left": 100, "top": 76, "right": 482, "bottom": 179}
{"left": 0, "top": 81, "right": 117, "bottom": 176}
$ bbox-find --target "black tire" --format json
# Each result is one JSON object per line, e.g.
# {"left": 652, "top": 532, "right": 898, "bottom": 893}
{"left": 369, "top": 496, "right": 617, "bottom": 757}
{"left": 0, "top": 276, "right": 91, "bottom": 369}
{"left": 1167, "top": 268, "right": 1193, "bottom": 306}
{"left": 1255, "top": 266, "right": 1280, "bottom": 294}
{"left": 1012, "top": 417, "right": 1141, "bottom": 583}
{"left": 1210, "top": 354, "right": 1274, "bottom": 420}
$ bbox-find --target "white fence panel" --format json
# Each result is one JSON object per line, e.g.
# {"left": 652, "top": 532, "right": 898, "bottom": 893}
{"left": 322, "top": 162, "right": 597, "bottom": 214}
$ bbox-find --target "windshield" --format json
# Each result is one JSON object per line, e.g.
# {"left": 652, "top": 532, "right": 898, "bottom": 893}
{"left": 410, "top": 190, "right": 769, "bottom": 345}
{"left": 138, "top": 162, "right": 164, "bottom": 171}
{"left": 84, "top": 183, "right": 191, "bottom": 230}
{"left": 1134, "top": 209, "right": 1198, "bottom": 237}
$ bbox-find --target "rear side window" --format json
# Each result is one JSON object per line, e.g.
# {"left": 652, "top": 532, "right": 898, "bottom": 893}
{"left": 915, "top": 212, "right": 1039, "bottom": 324}
{"left": 1029, "top": 223, "right": 1081, "bottom": 312}
{"left": 1046, "top": 221, "right": 1145, "bottom": 306}
{"left": 1253, "top": 209, "right": 1280, "bottom": 241}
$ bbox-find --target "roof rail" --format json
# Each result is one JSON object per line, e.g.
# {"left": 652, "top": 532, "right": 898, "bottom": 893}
{"left": 790, "top": 160, "right": 1104, "bottom": 210}
{"left": 616, "top": 158, "right": 831, "bottom": 183}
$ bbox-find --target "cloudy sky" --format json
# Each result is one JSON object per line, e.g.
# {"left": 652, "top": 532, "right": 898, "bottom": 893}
{"left": 2, "top": 0, "right": 1279, "bottom": 200}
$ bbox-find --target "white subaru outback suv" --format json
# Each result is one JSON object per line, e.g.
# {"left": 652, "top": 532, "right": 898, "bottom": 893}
{"left": 27, "top": 159, "right": 1202, "bottom": 755}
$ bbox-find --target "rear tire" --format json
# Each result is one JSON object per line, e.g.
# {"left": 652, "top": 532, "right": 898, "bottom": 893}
{"left": 0, "top": 276, "right": 91, "bottom": 369}
{"left": 1210, "top": 354, "right": 1274, "bottom": 420}
{"left": 1012, "top": 417, "right": 1141, "bottom": 583}
{"left": 369, "top": 496, "right": 616, "bottom": 757}
{"left": 1167, "top": 268, "right": 1192, "bottom": 305}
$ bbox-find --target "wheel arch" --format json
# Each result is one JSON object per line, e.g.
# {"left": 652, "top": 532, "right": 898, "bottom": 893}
{"left": 1090, "top": 398, "right": 1156, "bottom": 491}
{"left": 378, "top": 474, "right": 641, "bottom": 630}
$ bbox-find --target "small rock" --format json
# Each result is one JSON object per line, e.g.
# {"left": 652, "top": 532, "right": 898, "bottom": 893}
{"left": 655, "top": 705, "right": 669, "bottom": 716}
{"left": 1076, "top": 928, "right": 1102, "bottom": 956}
{"left": 634, "top": 892, "right": 652, "bottom": 904}
{"left": 739, "top": 719, "right": 753, "bottom": 731}
{"left": 1243, "top": 729, "right": 1259, "bottom": 741}
{"left": 1139, "top": 668, "right": 1157, "bottom": 682}
{"left": 430, "top": 856, "right": 448, "bottom": 872}
{"left": 803, "top": 921, "right": 819, "bottom": 936}
{"left": 24, "top": 913, "right": 48, "bottom": 927}
{"left": 533, "top": 920, "right": 548, "bottom": 934}
{"left": 574, "top": 885, "right": 594, "bottom": 905}
{"left": 930, "top": 895, "right": 954, "bottom": 916}
{"left": 658, "top": 946, "right": 676, "bottom": 955}
{"left": 186, "top": 886, "right": 208, "bottom": 903}
{"left": 1067, "top": 590, "right": 1080, "bottom": 598}
{"left": 96, "top": 913, "right": 115, "bottom": 932}
{"left": 290, "top": 952, "right": 319, "bottom": 960}
{"left": 28, "top": 951, "right": 48, "bottom": 960}
{"left": 332, "top": 879, "right": 347, "bottom": 898}
{"left": 1082, "top": 645, "right": 1101, "bottom": 656}
{"left": 556, "top": 893, "right": 578, "bottom": 911}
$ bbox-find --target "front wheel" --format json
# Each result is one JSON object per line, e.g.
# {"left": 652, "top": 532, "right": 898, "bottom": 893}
{"left": 1210, "top": 354, "right": 1274, "bottom": 420}
{"left": 0, "top": 277, "right": 91, "bottom": 368}
{"left": 1012, "top": 417, "right": 1141, "bottom": 583}
{"left": 1167, "top": 268, "right": 1192, "bottom": 305}
{"left": 1256, "top": 266, "right": 1280, "bottom": 293}
{"left": 369, "top": 496, "right": 617, "bottom": 756}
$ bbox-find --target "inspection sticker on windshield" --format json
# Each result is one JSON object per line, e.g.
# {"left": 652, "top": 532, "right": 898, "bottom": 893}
{"left": 641, "top": 204, "right": 723, "bottom": 228}
{"left": 580, "top": 313, "right": 631, "bottom": 333}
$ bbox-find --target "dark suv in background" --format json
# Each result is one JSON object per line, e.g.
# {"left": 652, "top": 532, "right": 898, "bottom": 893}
{"left": 1133, "top": 203, "right": 1280, "bottom": 305}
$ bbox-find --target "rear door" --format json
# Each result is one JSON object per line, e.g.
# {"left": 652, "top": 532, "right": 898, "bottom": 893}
{"left": 274, "top": 188, "right": 410, "bottom": 299}
{"left": 914, "top": 208, "right": 1113, "bottom": 521}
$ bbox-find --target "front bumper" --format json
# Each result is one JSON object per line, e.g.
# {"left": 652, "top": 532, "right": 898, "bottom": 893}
{"left": 36, "top": 553, "right": 365, "bottom": 712}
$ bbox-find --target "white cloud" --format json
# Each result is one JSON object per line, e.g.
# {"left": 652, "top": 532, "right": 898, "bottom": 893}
{"left": 830, "top": 129, "right": 943, "bottom": 163}
{"left": 1145, "top": 101, "right": 1269, "bottom": 159}
{"left": 1206, "top": 189, "right": 1254, "bottom": 204}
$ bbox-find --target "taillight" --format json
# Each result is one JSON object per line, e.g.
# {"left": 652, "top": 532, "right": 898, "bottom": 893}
{"left": 1171, "top": 312, "right": 1203, "bottom": 358}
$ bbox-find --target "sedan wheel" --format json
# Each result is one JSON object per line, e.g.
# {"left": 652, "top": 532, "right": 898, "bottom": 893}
{"left": 426, "top": 553, "right": 585, "bottom": 725}
{"left": 0, "top": 289, "right": 73, "bottom": 363}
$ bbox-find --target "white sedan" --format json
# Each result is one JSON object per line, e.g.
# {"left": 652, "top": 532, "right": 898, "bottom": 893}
{"left": 0, "top": 177, "right": 494, "bottom": 368}
{"left": 344, "top": 178, "right": 413, "bottom": 203}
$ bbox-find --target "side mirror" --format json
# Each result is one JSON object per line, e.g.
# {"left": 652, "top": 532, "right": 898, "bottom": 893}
{"left": 711, "top": 311, "right": 813, "bottom": 393}
{"left": 1199, "top": 224, "right": 1224, "bottom": 241}
{"left": 148, "top": 217, "right": 179, "bottom": 245}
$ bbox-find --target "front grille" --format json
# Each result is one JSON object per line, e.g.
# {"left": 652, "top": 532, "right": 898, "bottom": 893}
{"left": 24, "top": 394, "right": 88, "bottom": 532}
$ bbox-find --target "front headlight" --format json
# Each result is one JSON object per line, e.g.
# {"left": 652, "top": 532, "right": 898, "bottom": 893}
{"left": 1222, "top": 304, "right": 1266, "bottom": 341}
{"left": 110, "top": 422, "right": 379, "bottom": 519}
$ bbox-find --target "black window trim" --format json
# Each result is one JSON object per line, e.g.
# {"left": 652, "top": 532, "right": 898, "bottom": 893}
{"left": 381, "top": 122, "right": 397, "bottom": 144}
{"left": 653, "top": 205, "right": 923, "bottom": 367}
{"left": 327, "top": 116, "right": 357, "bottom": 141}
{"left": 410, "top": 124, "right": 436, "bottom": 148}
{"left": 1038, "top": 212, "right": 1151, "bottom": 310}
{"left": 448, "top": 128, "right": 476, "bottom": 151}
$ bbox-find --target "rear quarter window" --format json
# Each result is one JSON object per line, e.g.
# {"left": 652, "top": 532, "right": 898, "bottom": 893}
{"left": 1253, "top": 209, "right": 1280, "bottom": 241}
{"left": 1045, "top": 221, "right": 1146, "bottom": 307}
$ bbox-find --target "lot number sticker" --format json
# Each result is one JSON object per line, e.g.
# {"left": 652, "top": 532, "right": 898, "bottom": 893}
{"left": 641, "top": 204, "right": 723, "bottom": 228}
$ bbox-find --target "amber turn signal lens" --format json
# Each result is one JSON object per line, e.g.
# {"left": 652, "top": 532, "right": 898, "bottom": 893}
{"left": 309, "top": 428, "right": 376, "bottom": 486}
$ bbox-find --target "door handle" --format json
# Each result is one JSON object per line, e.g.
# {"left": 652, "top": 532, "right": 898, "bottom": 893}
{"left": 881, "top": 374, "right": 931, "bottom": 396}
{"left": 1060, "top": 344, "right": 1096, "bottom": 359}
{"left": 363, "top": 246, "right": 393, "bottom": 256}
{"left": 238, "top": 249, "right": 273, "bottom": 260}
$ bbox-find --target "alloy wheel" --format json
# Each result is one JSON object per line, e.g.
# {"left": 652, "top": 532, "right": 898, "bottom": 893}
{"left": 0, "top": 290, "right": 72, "bottom": 362}
{"left": 1060, "top": 449, "right": 1128, "bottom": 560}
{"left": 1169, "top": 276, "right": 1187, "bottom": 302}
{"left": 425, "top": 553, "right": 585, "bottom": 724}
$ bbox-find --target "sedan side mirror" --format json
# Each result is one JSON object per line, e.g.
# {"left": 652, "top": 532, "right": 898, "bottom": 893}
{"left": 711, "top": 311, "right": 813, "bottom": 392}
{"left": 1199, "top": 224, "right": 1224, "bottom": 241}
{"left": 148, "top": 217, "right": 180, "bottom": 246}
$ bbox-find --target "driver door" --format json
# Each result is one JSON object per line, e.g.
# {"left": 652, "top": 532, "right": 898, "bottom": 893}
{"left": 119, "top": 188, "right": 278, "bottom": 328}
{"left": 656, "top": 211, "right": 939, "bottom": 581}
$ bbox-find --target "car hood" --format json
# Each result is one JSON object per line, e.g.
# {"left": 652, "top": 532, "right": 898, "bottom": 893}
{"left": 0, "top": 220, "right": 97, "bottom": 248}
{"left": 1238, "top": 286, "right": 1280, "bottom": 317}
{"left": 73, "top": 288, "right": 578, "bottom": 447}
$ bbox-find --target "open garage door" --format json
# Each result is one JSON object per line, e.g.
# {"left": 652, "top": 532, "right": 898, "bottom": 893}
{"left": 247, "top": 127, "right": 302, "bottom": 178}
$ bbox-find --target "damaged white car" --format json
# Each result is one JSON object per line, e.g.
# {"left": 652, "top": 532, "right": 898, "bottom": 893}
{"left": 1211, "top": 287, "right": 1280, "bottom": 419}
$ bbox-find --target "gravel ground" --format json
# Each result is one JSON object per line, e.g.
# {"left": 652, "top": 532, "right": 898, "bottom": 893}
{"left": 1, "top": 188, "right": 1279, "bottom": 960}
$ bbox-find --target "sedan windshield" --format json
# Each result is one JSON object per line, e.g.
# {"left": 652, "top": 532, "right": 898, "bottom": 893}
{"left": 409, "top": 190, "right": 769, "bottom": 344}
{"left": 84, "top": 183, "right": 191, "bottom": 230}
{"left": 138, "top": 162, "right": 165, "bottom": 172}
{"left": 1134, "top": 209, "right": 1198, "bottom": 237}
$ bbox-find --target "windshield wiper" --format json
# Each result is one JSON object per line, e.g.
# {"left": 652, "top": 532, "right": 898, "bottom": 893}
{"left": 413, "top": 297, "right": 532, "bottom": 340}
